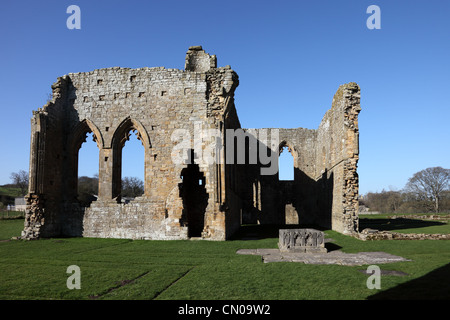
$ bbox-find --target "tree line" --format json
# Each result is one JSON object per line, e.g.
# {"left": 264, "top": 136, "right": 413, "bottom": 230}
{"left": 361, "top": 167, "right": 450, "bottom": 214}
{"left": 78, "top": 175, "right": 144, "bottom": 206}
{"left": 4, "top": 170, "right": 144, "bottom": 208}
{"left": 6, "top": 166, "right": 449, "bottom": 212}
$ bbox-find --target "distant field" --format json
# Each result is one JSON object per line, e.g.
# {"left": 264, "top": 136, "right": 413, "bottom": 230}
{"left": 0, "top": 211, "right": 25, "bottom": 219}
{"left": 359, "top": 212, "right": 450, "bottom": 234}
{"left": 0, "top": 218, "right": 449, "bottom": 301}
{"left": 0, "top": 186, "right": 22, "bottom": 198}
{"left": 360, "top": 212, "right": 450, "bottom": 218}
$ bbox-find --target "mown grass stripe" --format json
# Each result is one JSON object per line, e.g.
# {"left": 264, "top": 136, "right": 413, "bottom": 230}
{"left": 152, "top": 267, "right": 195, "bottom": 300}
{"left": 89, "top": 270, "right": 150, "bottom": 299}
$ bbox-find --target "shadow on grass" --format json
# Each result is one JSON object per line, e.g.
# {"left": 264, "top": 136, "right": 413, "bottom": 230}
{"left": 359, "top": 218, "right": 445, "bottom": 232}
{"left": 325, "top": 242, "right": 342, "bottom": 252}
{"left": 230, "top": 224, "right": 328, "bottom": 241}
{"left": 368, "top": 262, "right": 450, "bottom": 300}
{"left": 230, "top": 224, "right": 281, "bottom": 240}
{"left": 230, "top": 224, "right": 343, "bottom": 252}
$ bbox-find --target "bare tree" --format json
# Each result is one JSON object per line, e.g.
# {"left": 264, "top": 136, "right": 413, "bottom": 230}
{"left": 10, "top": 170, "right": 29, "bottom": 196}
{"left": 122, "top": 177, "right": 144, "bottom": 198}
{"left": 405, "top": 167, "right": 450, "bottom": 213}
{"left": 78, "top": 175, "right": 99, "bottom": 207}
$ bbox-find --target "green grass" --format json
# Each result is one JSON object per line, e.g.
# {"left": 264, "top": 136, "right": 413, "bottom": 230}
{"left": 360, "top": 212, "right": 450, "bottom": 234}
{"left": 0, "top": 211, "right": 25, "bottom": 219}
{"left": 0, "top": 186, "right": 22, "bottom": 198}
{"left": 0, "top": 219, "right": 449, "bottom": 300}
{"left": 361, "top": 212, "right": 450, "bottom": 219}
{"left": 0, "top": 218, "right": 24, "bottom": 239}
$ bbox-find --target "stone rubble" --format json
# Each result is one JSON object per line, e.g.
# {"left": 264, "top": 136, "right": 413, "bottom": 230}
{"left": 358, "top": 228, "right": 450, "bottom": 241}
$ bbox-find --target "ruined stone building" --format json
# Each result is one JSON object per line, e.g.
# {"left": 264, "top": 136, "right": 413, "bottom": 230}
{"left": 22, "top": 46, "right": 361, "bottom": 241}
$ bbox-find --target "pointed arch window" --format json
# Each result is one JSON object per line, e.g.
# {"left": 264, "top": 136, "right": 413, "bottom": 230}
{"left": 278, "top": 144, "right": 294, "bottom": 181}
{"left": 68, "top": 119, "right": 103, "bottom": 207}
{"left": 78, "top": 132, "right": 99, "bottom": 207}
{"left": 111, "top": 118, "right": 151, "bottom": 202}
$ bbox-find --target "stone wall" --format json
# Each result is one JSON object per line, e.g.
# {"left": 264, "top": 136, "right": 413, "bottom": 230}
{"left": 23, "top": 46, "right": 239, "bottom": 241}
{"left": 316, "top": 83, "right": 361, "bottom": 234}
{"left": 359, "top": 229, "right": 450, "bottom": 241}
{"left": 22, "top": 46, "right": 361, "bottom": 241}
{"left": 235, "top": 83, "right": 361, "bottom": 235}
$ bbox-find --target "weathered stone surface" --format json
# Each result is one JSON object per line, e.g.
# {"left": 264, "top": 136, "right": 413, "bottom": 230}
{"left": 278, "top": 229, "right": 327, "bottom": 253}
{"left": 358, "top": 229, "right": 450, "bottom": 241}
{"left": 185, "top": 45, "right": 217, "bottom": 72}
{"left": 236, "top": 248, "right": 411, "bottom": 266}
{"left": 22, "top": 46, "right": 362, "bottom": 241}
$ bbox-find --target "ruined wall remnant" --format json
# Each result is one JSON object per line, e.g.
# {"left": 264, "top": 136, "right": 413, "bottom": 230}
{"left": 236, "top": 82, "right": 361, "bottom": 236}
{"left": 185, "top": 46, "right": 217, "bottom": 72}
{"left": 316, "top": 82, "right": 361, "bottom": 234}
{"left": 22, "top": 46, "right": 361, "bottom": 240}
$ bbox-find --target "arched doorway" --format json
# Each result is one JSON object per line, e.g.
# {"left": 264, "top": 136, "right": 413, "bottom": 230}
{"left": 179, "top": 151, "right": 209, "bottom": 237}
{"left": 278, "top": 142, "right": 298, "bottom": 224}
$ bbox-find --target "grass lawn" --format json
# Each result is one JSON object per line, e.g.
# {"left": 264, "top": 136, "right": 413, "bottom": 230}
{"left": 0, "top": 211, "right": 25, "bottom": 219}
{"left": 360, "top": 212, "right": 450, "bottom": 234}
{"left": 0, "top": 217, "right": 449, "bottom": 300}
{"left": 0, "top": 218, "right": 25, "bottom": 239}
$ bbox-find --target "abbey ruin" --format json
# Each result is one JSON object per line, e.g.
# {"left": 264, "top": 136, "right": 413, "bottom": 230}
{"left": 22, "top": 46, "right": 361, "bottom": 241}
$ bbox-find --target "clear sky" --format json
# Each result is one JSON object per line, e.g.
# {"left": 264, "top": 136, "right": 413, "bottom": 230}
{"left": 0, "top": 0, "right": 449, "bottom": 195}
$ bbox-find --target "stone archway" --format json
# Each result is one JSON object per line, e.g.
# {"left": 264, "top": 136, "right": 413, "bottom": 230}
{"left": 67, "top": 119, "right": 103, "bottom": 202}
{"left": 110, "top": 117, "right": 151, "bottom": 202}
{"left": 179, "top": 158, "right": 209, "bottom": 238}
{"left": 277, "top": 140, "right": 299, "bottom": 224}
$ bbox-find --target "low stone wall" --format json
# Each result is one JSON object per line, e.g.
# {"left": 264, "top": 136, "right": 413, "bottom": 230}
{"left": 388, "top": 214, "right": 450, "bottom": 221}
{"left": 82, "top": 199, "right": 185, "bottom": 240}
{"left": 358, "top": 229, "right": 450, "bottom": 241}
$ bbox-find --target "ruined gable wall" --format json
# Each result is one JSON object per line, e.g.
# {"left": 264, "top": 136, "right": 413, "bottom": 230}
{"left": 66, "top": 66, "right": 209, "bottom": 200}
{"left": 24, "top": 46, "right": 240, "bottom": 241}
{"left": 63, "top": 66, "right": 214, "bottom": 240}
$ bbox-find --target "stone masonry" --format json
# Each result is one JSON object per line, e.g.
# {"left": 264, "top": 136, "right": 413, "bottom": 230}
{"left": 278, "top": 229, "right": 327, "bottom": 253}
{"left": 22, "top": 46, "right": 361, "bottom": 241}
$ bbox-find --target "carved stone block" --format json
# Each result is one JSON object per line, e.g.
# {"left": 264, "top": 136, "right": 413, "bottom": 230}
{"left": 278, "top": 229, "right": 327, "bottom": 253}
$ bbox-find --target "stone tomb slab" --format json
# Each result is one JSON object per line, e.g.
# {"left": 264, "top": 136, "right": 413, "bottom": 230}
{"left": 237, "top": 229, "right": 410, "bottom": 265}
{"left": 236, "top": 249, "right": 411, "bottom": 266}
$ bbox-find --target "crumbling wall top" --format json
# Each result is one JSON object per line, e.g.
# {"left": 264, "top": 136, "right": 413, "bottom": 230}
{"left": 185, "top": 46, "right": 217, "bottom": 72}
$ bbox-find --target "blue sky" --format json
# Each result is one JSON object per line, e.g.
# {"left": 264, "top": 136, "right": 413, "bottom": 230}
{"left": 0, "top": 0, "right": 449, "bottom": 195}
